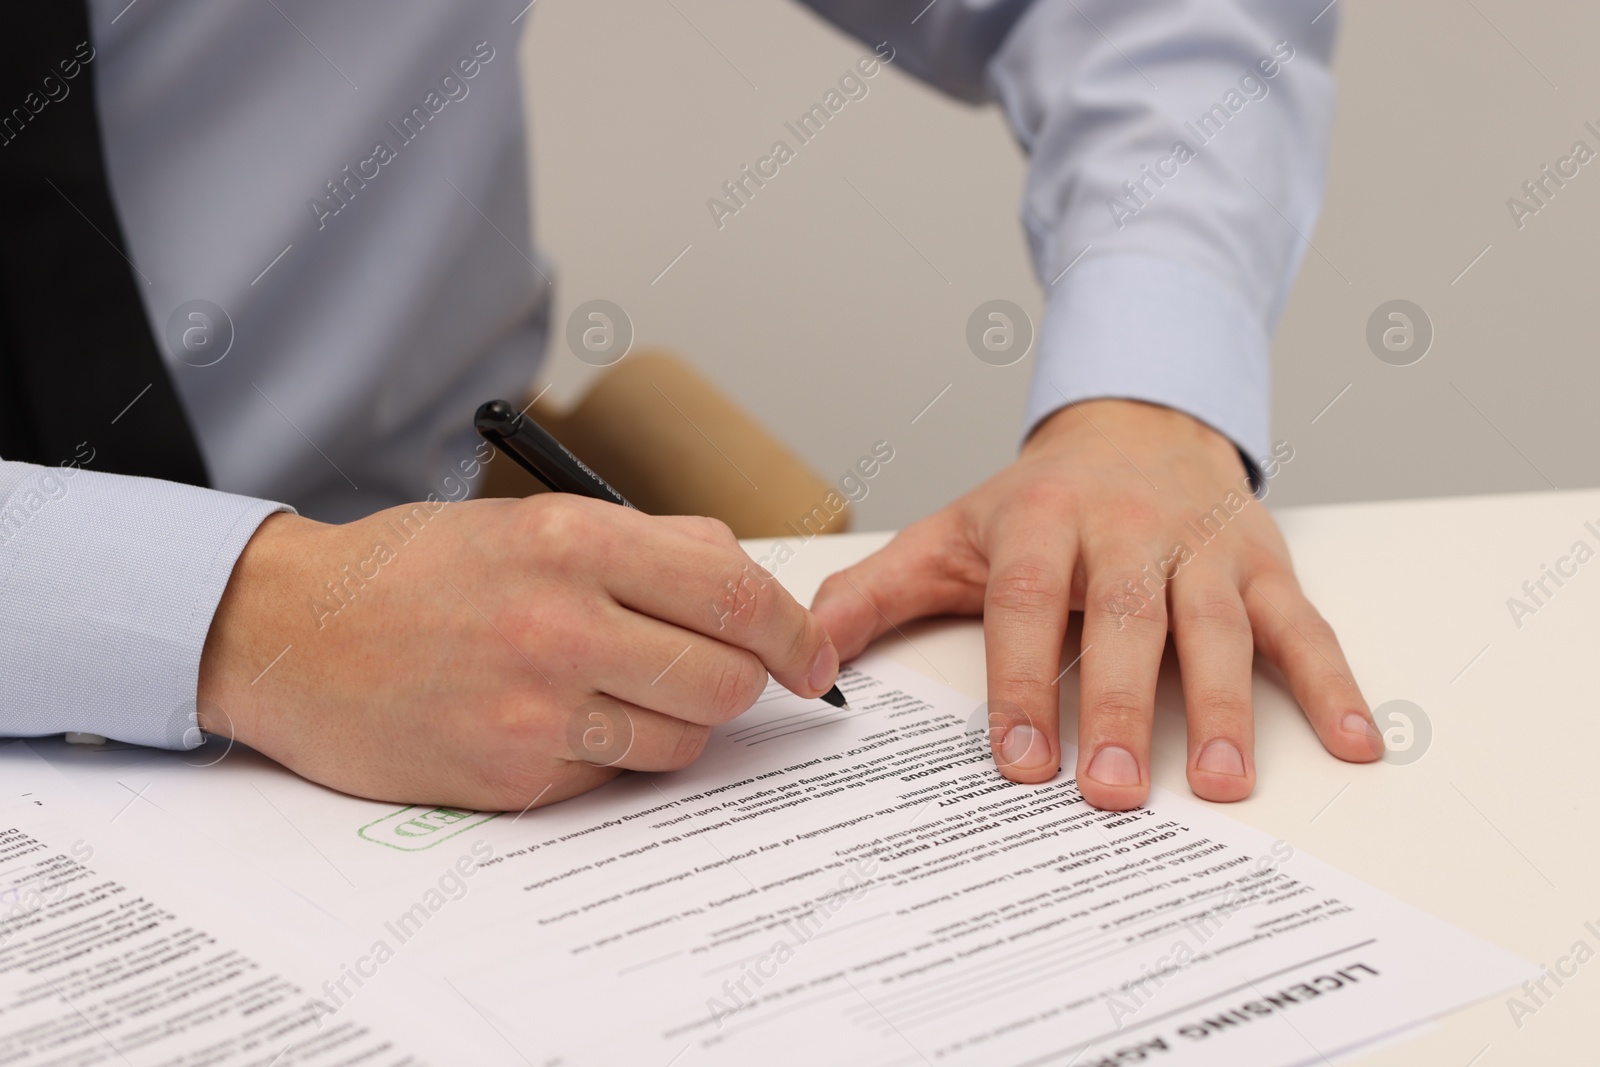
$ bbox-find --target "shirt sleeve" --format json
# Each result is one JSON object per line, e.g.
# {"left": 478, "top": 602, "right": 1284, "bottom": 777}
{"left": 798, "top": 0, "right": 1339, "bottom": 465}
{"left": 0, "top": 458, "right": 290, "bottom": 749}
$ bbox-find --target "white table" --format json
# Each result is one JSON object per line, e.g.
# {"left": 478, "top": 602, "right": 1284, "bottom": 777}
{"left": 749, "top": 487, "right": 1599, "bottom": 1066}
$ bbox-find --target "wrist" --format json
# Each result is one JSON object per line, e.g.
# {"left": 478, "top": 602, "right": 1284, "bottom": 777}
{"left": 197, "top": 511, "right": 321, "bottom": 747}
{"left": 1024, "top": 399, "right": 1245, "bottom": 479}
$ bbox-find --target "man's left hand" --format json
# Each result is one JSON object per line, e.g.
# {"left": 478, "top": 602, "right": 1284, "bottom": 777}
{"left": 810, "top": 399, "right": 1385, "bottom": 810}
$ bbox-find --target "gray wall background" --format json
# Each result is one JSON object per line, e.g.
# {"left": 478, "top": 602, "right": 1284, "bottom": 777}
{"left": 520, "top": 0, "right": 1598, "bottom": 530}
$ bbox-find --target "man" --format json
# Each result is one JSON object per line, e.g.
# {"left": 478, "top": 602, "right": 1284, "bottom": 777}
{"left": 0, "top": 0, "right": 1383, "bottom": 813}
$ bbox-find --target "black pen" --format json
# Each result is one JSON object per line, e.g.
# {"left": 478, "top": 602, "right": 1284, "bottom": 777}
{"left": 475, "top": 399, "right": 848, "bottom": 710}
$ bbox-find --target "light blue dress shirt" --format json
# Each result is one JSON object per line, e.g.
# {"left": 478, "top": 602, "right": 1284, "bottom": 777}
{"left": 0, "top": 0, "right": 1336, "bottom": 748}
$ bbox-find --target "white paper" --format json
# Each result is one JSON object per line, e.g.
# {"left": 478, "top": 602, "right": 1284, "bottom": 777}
{"left": 0, "top": 745, "right": 460, "bottom": 1065}
{"left": 406, "top": 657, "right": 1533, "bottom": 1065}
{"left": 9, "top": 659, "right": 1532, "bottom": 1066}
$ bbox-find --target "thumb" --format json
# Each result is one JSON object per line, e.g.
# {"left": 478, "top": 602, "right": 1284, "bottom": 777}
{"left": 810, "top": 513, "right": 984, "bottom": 661}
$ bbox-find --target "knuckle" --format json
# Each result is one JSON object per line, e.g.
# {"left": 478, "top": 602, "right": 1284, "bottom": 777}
{"left": 1237, "top": 539, "right": 1287, "bottom": 575}
{"left": 1109, "top": 497, "right": 1162, "bottom": 530}
{"left": 519, "top": 496, "right": 595, "bottom": 561}
{"left": 783, "top": 612, "right": 824, "bottom": 675}
{"left": 989, "top": 677, "right": 1054, "bottom": 715}
{"left": 667, "top": 721, "right": 711, "bottom": 770}
{"left": 1174, "top": 588, "right": 1250, "bottom": 637}
{"left": 1292, "top": 608, "right": 1339, "bottom": 648}
{"left": 1245, "top": 568, "right": 1300, "bottom": 605}
{"left": 516, "top": 493, "right": 565, "bottom": 535}
{"left": 815, "top": 570, "right": 851, "bottom": 604}
{"left": 708, "top": 652, "right": 766, "bottom": 721}
{"left": 710, "top": 564, "right": 768, "bottom": 635}
{"left": 712, "top": 566, "right": 808, "bottom": 671}
{"left": 699, "top": 516, "right": 738, "bottom": 546}
{"left": 1093, "top": 577, "right": 1166, "bottom": 629}
{"left": 988, "top": 559, "right": 1067, "bottom": 616}
{"left": 1088, "top": 683, "right": 1150, "bottom": 725}
{"left": 1188, "top": 685, "right": 1251, "bottom": 720}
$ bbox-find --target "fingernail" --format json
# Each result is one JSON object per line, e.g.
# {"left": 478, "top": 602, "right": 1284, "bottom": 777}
{"left": 1342, "top": 712, "right": 1383, "bottom": 748}
{"left": 807, "top": 642, "right": 839, "bottom": 694}
{"left": 1000, "top": 724, "right": 1050, "bottom": 770}
{"left": 1196, "top": 740, "right": 1246, "bottom": 777}
{"left": 1087, "top": 745, "right": 1140, "bottom": 787}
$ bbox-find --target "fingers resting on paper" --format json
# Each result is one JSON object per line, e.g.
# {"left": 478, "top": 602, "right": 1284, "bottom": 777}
{"left": 811, "top": 400, "right": 1384, "bottom": 812}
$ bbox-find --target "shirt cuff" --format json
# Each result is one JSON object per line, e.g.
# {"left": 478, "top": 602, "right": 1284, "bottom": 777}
{"left": 1022, "top": 252, "right": 1271, "bottom": 486}
{"left": 0, "top": 460, "right": 291, "bottom": 750}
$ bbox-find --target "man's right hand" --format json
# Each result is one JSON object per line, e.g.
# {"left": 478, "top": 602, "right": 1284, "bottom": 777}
{"left": 196, "top": 496, "right": 841, "bottom": 810}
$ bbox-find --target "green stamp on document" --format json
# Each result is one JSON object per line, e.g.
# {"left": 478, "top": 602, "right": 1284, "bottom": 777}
{"left": 357, "top": 806, "right": 498, "bottom": 851}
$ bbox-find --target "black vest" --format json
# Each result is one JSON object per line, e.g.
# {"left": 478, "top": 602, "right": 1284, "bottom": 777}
{"left": 0, "top": 2, "right": 209, "bottom": 485}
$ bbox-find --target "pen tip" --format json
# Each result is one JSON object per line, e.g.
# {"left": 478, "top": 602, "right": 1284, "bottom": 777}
{"left": 821, "top": 685, "right": 849, "bottom": 709}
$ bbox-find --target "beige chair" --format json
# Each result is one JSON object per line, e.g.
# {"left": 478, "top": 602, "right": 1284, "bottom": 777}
{"left": 481, "top": 351, "right": 850, "bottom": 539}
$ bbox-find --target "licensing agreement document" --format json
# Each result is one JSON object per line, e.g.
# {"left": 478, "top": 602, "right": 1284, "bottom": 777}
{"left": 8, "top": 657, "right": 1531, "bottom": 1066}
{"left": 415, "top": 656, "right": 1531, "bottom": 1066}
